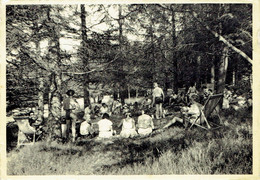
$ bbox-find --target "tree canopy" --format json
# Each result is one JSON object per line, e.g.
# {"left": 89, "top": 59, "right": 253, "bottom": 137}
{"left": 6, "top": 4, "right": 252, "bottom": 111}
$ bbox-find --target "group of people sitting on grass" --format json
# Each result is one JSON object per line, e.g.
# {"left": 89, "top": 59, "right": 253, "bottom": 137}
{"left": 92, "top": 110, "right": 155, "bottom": 139}
{"left": 62, "top": 84, "right": 208, "bottom": 142}
{"left": 11, "top": 82, "right": 252, "bottom": 142}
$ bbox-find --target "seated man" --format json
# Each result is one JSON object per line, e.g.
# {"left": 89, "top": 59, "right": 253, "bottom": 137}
{"left": 118, "top": 112, "right": 137, "bottom": 138}
{"left": 163, "top": 95, "right": 204, "bottom": 129}
{"left": 97, "top": 113, "right": 114, "bottom": 138}
{"left": 137, "top": 110, "right": 154, "bottom": 136}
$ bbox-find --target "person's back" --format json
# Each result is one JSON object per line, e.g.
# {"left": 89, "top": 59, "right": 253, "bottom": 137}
{"left": 152, "top": 83, "right": 164, "bottom": 119}
{"left": 138, "top": 114, "right": 153, "bottom": 129}
{"left": 153, "top": 87, "right": 164, "bottom": 98}
{"left": 137, "top": 111, "right": 154, "bottom": 136}
{"left": 97, "top": 113, "right": 113, "bottom": 138}
{"left": 120, "top": 115, "right": 137, "bottom": 138}
{"left": 80, "top": 120, "right": 91, "bottom": 136}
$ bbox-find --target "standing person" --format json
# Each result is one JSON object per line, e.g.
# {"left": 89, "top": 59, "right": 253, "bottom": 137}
{"left": 152, "top": 82, "right": 165, "bottom": 119}
{"left": 187, "top": 83, "right": 198, "bottom": 103}
{"left": 63, "top": 89, "right": 79, "bottom": 142}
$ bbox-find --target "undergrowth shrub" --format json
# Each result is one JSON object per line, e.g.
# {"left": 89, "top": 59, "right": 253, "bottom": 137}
{"left": 7, "top": 113, "right": 252, "bottom": 175}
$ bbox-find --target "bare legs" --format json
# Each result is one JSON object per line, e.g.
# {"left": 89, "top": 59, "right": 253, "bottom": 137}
{"left": 162, "top": 117, "right": 183, "bottom": 129}
{"left": 155, "top": 103, "right": 164, "bottom": 119}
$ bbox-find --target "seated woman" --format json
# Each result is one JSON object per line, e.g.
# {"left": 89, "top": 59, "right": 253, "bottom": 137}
{"left": 97, "top": 113, "right": 114, "bottom": 138}
{"left": 118, "top": 112, "right": 137, "bottom": 138}
{"left": 163, "top": 95, "right": 204, "bottom": 129}
{"left": 137, "top": 110, "right": 154, "bottom": 136}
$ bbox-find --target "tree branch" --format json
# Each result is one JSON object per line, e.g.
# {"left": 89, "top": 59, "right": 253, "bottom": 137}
{"left": 190, "top": 11, "right": 252, "bottom": 65}
{"left": 62, "top": 52, "right": 120, "bottom": 75}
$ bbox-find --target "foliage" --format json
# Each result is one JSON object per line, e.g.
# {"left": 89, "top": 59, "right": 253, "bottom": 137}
{"left": 7, "top": 110, "right": 252, "bottom": 174}
{"left": 6, "top": 4, "right": 252, "bottom": 141}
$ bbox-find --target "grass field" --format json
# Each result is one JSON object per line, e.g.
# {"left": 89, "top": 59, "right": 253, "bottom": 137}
{"left": 7, "top": 108, "right": 252, "bottom": 175}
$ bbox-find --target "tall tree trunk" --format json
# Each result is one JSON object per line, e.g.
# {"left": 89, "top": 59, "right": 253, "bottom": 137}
{"left": 46, "top": 7, "right": 62, "bottom": 141}
{"left": 211, "top": 59, "right": 216, "bottom": 92}
{"left": 196, "top": 55, "right": 201, "bottom": 89}
{"left": 128, "top": 86, "right": 130, "bottom": 99}
{"left": 33, "top": 18, "right": 45, "bottom": 123}
{"left": 81, "top": 4, "right": 90, "bottom": 108}
{"left": 48, "top": 73, "right": 62, "bottom": 140}
{"left": 118, "top": 5, "right": 126, "bottom": 101}
{"left": 171, "top": 6, "right": 178, "bottom": 93}
{"left": 216, "top": 46, "right": 229, "bottom": 94}
{"left": 232, "top": 66, "right": 236, "bottom": 86}
{"left": 37, "top": 77, "right": 45, "bottom": 122}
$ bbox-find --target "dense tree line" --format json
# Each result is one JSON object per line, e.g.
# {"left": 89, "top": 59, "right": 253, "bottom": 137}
{"left": 6, "top": 4, "right": 252, "bottom": 140}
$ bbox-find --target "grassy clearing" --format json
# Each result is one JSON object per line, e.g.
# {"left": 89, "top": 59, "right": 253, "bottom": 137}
{"left": 7, "top": 108, "right": 252, "bottom": 175}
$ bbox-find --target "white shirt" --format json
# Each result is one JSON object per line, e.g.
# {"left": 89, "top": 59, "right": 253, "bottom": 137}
{"left": 137, "top": 114, "right": 154, "bottom": 129}
{"left": 98, "top": 119, "right": 113, "bottom": 132}
{"left": 153, "top": 87, "right": 164, "bottom": 97}
{"left": 188, "top": 104, "right": 200, "bottom": 119}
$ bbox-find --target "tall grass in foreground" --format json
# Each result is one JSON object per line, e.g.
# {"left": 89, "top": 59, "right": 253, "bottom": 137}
{"left": 7, "top": 108, "right": 252, "bottom": 175}
{"left": 105, "top": 136, "right": 251, "bottom": 175}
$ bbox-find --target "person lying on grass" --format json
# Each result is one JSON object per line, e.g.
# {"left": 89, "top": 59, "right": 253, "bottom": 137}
{"left": 137, "top": 110, "right": 155, "bottom": 136}
{"left": 97, "top": 113, "right": 115, "bottom": 138}
{"left": 118, "top": 112, "right": 137, "bottom": 138}
{"left": 162, "top": 95, "right": 206, "bottom": 129}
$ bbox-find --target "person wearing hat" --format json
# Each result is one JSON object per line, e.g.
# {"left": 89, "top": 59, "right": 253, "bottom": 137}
{"left": 63, "top": 89, "right": 80, "bottom": 141}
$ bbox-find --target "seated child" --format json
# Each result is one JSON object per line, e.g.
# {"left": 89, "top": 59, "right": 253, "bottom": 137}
{"left": 80, "top": 107, "right": 92, "bottom": 136}
{"left": 137, "top": 110, "right": 154, "bottom": 136}
{"left": 97, "top": 113, "right": 114, "bottom": 138}
{"left": 118, "top": 112, "right": 137, "bottom": 138}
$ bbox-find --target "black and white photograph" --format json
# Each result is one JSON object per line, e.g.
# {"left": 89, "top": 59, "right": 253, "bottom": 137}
{"left": 4, "top": 3, "right": 255, "bottom": 176}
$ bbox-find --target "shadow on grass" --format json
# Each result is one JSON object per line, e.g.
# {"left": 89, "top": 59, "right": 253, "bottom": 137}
{"left": 80, "top": 130, "right": 192, "bottom": 173}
